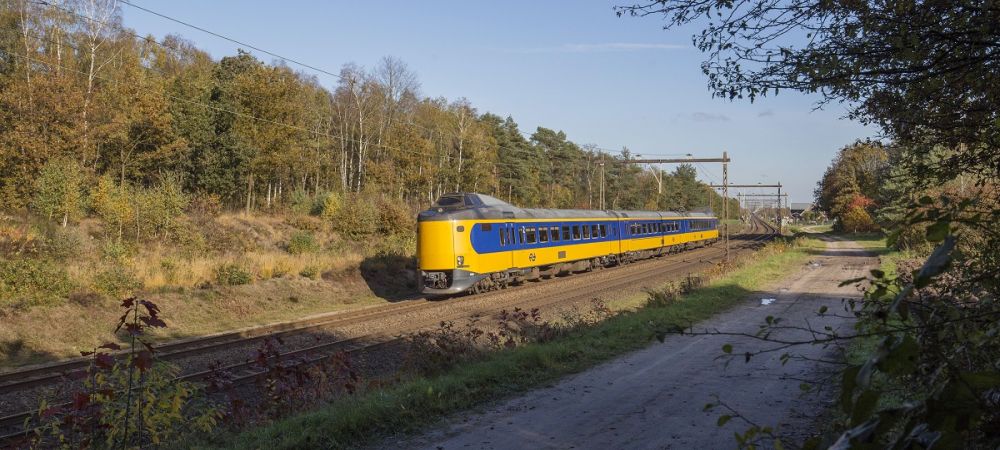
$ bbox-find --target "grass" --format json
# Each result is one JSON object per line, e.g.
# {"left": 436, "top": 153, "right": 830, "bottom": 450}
{"left": 191, "top": 240, "right": 815, "bottom": 449}
{"left": 0, "top": 212, "right": 414, "bottom": 369}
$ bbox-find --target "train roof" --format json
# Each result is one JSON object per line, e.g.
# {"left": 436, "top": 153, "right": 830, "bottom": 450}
{"left": 418, "top": 193, "right": 717, "bottom": 222}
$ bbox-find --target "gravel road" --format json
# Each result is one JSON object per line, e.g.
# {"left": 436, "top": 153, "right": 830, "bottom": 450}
{"left": 391, "top": 235, "right": 878, "bottom": 450}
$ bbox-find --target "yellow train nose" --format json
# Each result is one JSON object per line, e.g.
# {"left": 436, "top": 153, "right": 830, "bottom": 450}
{"left": 417, "top": 221, "right": 456, "bottom": 271}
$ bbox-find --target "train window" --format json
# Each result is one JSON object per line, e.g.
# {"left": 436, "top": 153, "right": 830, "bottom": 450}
{"left": 641, "top": 223, "right": 647, "bottom": 234}
{"left": 499, "top": 228, "right": 506, "bottom": 246}
{"left": 583, "top": 225, "right": 591, "bottom": 239}
{"left": 482, "top": 223, "right": 493, "bottom": 232}
{"left": 519, "top": 227, "right": 525, "bottom": 244}
{"left": 599, "top": 224, "right": 607, "bottom": 237}
{"left": 526, "top": 227, "right": 537, "bottom": 244}
{"left": 550, "top": 227, "right": 561, "bottom": 242}
{"left": 562, "top": 226, "right": 571, "bottom": 240}
{"left": 539, "top": 228, "right": 548, "bottom": 243}
{"left": 630, "top": 223, "right": 637, "bottom": 235}
{"left": 573, "top": 225, "right": 581, "bottom": 240}
{"left": 591, "top": 224, "right": 599, "bottom": 238}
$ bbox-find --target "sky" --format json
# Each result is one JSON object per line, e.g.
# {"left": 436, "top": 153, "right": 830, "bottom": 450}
{"left": 121, "top": 0, "right": 876, "bottom": 204}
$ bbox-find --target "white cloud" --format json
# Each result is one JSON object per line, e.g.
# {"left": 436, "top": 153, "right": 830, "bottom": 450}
{"left": 757, "top": 109, "right": 775, "bottom": 117}
{"left": 689, "top": 112, "right": 731, "bottom": 122}
{"left": 515, "top": 43, "right": 687, "bottom": 53}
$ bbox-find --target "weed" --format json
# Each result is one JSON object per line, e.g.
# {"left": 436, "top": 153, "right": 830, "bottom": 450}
{"left": 0, "top": 258, "right": 73, "bottom": 308}
{"left": 30, "top": 298, "right": 220, "bottom": 448}
{"left": 93, "top": 265, "right": 143, "bottom": 299}
{"left": 298, "top": 265, "right": 319, "bottom": 279}
{"left": 287, "top": 231, "right": 319, "bottom": 255}
{"left": 214, "top": 263, "right": 253, "bottom": 286}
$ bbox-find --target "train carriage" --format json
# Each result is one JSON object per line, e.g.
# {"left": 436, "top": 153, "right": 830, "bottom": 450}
{"left": 418, "top": 193, "right": 718, "bottom": 295}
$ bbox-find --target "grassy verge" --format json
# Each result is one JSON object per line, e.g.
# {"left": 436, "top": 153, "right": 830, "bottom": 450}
{"left": 192, "top": 241, "right": 814, "bottom": 449}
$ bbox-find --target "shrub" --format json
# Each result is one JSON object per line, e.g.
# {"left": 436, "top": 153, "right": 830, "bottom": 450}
{"left": 319, "top": 192, "right": 343, "bottom": 223}
{"left": 289, "top": 189, "right": 328, "bottom": 216}
{"left": 287, "top": 231, "right": 319, "bottom": 255}
{"left": 375, "top": 196, "right": 414, "bottom": 236}
{"left": 93, "top": 265, "right": 143, "bottom": 299}
{"left": 299, "top": 265, "right": 319, "bottom": 279}
{"left": 33, "top": 157, "right": 86, "bottom": 227}
{"left": 0, "top": 258, "right": 74, "bottom": 308}
{"left": 42, "top": 226, "right": 84, "bottom": 259}
{"left": 188, "top": 192, "right": 223, "bottom": 217}
{"left": 214, "top": 263, "right": 253, "bottom": 286}
{"left": 101, "top": 240, "right": 135, "bottom": 262}
{"left": 333, "top": 194, "right": 378, "bottom": 237}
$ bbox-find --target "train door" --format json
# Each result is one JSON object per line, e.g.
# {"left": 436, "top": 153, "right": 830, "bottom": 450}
{"left": 505, "top": 222, "right": 516, "bottom": 268}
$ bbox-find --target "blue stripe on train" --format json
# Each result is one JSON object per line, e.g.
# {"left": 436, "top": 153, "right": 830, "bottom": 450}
{"left": 469, "top": 219, "right": 717, "bottom": 255}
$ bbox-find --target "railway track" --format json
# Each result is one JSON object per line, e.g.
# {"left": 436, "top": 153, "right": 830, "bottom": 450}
{"left": 0, "top": 217, "right": 777, "bottom": 447}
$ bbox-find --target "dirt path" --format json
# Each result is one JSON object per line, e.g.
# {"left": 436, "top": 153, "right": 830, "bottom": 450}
{"left": 389, "top": 237, "right": 879, "bottom": 450}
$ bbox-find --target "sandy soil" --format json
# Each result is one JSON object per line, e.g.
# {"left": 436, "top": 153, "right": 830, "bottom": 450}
{"left": 389, "top": 236, "right": 878, "bottom": 450}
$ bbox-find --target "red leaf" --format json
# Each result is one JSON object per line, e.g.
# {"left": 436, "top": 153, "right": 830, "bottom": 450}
{"left": 140, "top": 299, "right": 160, "bottom": 316}
{"left": 72, "top": 392, "right": 90, "bottom": 410}
{"left": 120, "top": 297, "right": 135, "bottom": 308}
{"left": 95, "top": 353, "right": 115, "bottom": 369}
{"left": 125, "top": 323, "right": 142, "bottom": 336}
{"left": 80, "top": 351, "right": 94, "bottom": 357}
{"left": 133, "top": 350, "right": 153, "bottom": 372}
{"left": 99, "top": 343, "right": 122, "bottom": 351}
{"left": 40, "top": 406, "right": 61, "bottom": 419}
{"left": 140, "top": 316, "right": 167, "bottom": 328}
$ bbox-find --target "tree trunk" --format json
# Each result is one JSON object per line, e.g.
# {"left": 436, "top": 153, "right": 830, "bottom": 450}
{"left": 245, "top": 173, "right": 254, "bottom": 215}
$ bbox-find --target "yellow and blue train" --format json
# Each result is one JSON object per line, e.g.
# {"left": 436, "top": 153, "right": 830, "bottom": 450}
{"left": 417, "top": 193, "right": 719, "bottom": 295}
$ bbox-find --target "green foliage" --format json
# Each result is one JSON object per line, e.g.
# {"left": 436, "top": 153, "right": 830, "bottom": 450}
{"left": 32, "top": 158, "right": 87, "bottom": 227}
{"left": 332, "top": 194, "right": 378, "bottom": 238}
{"left": 298, "top": 265, "right": 319, "bottom": 279}
{"left": 41, "top": 226, "right": 84, "bottom": 259}
{"left": 90, "top": 175, "right": 133, "bottom": 240}
{"left": 214, "top": 262, "right": 253, "bottom": 286}
{"left": 93, "top": 265, "right": 143, "bottom": 299}
{"left": 31, "top": 299, "right": 220, "bottom": 447}
{"left": 0, "top": 258, "right": 73, "bottom": 308}
{"left": 375, "top": 196, "right": 414, "bottom": 236}
{"left": 286, "top": 231, "right": 319, "bottom": 255}
{"left": 319, "top": 191, "right": 343, "bottom": 223}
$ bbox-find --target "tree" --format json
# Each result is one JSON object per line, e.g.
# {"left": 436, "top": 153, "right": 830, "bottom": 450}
{"left": 616, "top": 0, "right": 1000, "bottom": 184}
{"left": 33, "top": 157, "right": 86, "bottom": 227}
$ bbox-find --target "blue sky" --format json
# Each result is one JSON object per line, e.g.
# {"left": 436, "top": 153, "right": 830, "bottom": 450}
{"left": 122, "top": 1, "right": 875, "bottom": 204}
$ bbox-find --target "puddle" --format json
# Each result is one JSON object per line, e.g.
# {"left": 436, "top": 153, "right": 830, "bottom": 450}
{"left": 808, "top": 261, "right": 823, "bottom": 268}
{"left": 779, "top": 288, "right": 789, "bottom": 292}
{"left": 760, "top": 298, "right": 776, "bottom": 305}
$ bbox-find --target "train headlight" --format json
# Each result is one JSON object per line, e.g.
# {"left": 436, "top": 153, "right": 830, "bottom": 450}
{"left": 456, "top": 256, "right": 464, "bottom": 266}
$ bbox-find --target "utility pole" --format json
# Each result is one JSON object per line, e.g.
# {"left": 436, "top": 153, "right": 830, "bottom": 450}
{"left": 776, "top": 184, "right": 782, "bottom": 235}
{"left": 599, "top": 157, "right": 606, "bottom": 210}
{"left": 722, "top": 151, "right": 729, "bottom": 261}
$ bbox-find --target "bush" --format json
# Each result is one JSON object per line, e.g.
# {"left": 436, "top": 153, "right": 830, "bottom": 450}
{"left": 0, "top": 258, "right": 74, "bottom": 308}
{"left": 319, "top": 192, "right": 343, "bottom": 223}
{"left": 92, "top": 265, "right": 143, "bottom": 299}
{"left": 299, "top": 265, "right": 319, "bottom": 279}
{"left": 42, "top": 226, "right": 84, "bottom": 259}
{"left": 289, "top": 189, "right": 328, "bottom": 216}
{"left": 188, "top": 192, "right": 222, "bottom": 217}
{"left": 101, "top": 240, "right": 135, "bottom": 262}
{"left": 376, "top": 196, "right": 414, "bottom": 236}
{"left": 214, "top": 263, "right": 253, "bottom": 286}
{"left": 333, "top": 194, "right": 378, "bottom": 237}
{"left": 287, "top": 231, "right": 319, "bottom": 255}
